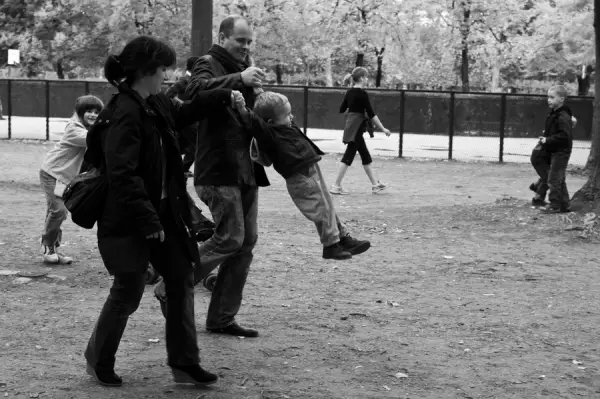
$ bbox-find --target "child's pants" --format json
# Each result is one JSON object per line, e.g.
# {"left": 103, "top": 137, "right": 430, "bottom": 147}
{"left": 285, "top": 163, "right": 348, "bottom": 247}
{"left": 547, "top": 152, "right": 570, "bottom": 209}
{"left": 39, "top": 169, "right": 67, "bottom": 248}
{"left": 530, "top": 147, "right": 551, "bottom": 199}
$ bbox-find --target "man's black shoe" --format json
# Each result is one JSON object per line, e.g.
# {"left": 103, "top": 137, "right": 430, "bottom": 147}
{"left": 207, "top": 322, "right": 259, "bottom": 337}
{"left": 322, "top": 243, "right": 352, "bottom": 260}
{"left": 171, "top": 364, "right": 218, "bottom": 385}
{"left": 86, "top": 363, "right": 123, "bottom": 387}
{"left": 529, "top": 183, "right": 537, "bottom": 193}
{"left": 540, "top": 205, "right": 570, "bottom": 214}
{"left": 339, "top": 235, "right": 371, "bottom": 255}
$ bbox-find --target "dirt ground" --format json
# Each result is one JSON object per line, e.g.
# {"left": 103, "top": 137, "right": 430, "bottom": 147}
{"left": 1, "top": 139, "right": 599, "bottom": 399}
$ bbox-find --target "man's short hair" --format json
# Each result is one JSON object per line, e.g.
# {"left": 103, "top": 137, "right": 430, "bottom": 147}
{"left": 186, "top": 56, "right": 199, "bottom": 72}
{"left": 219, "top": 15, "right": 248, "bottom": 37}
{"left": 549, "top": 84, "right": 568, "bottom": 99}
{"left": 253, "top": 92, "right": 289, "bottom": 122}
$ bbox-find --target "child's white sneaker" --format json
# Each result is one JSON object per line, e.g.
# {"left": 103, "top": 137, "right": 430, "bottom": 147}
{"left": 42, "top": 245, "right": 60, "bottom": 264}
{"left": 372, "top": 181, "right": 388, "bottom": 193}
{"left": 330, "top": 185, "right": 349, "bottom": 195}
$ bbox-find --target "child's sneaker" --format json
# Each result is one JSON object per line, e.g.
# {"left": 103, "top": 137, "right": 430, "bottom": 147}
{"left": 42, "top": 245, "right": 60, "bottom": 264}
{"left": 322, "top": 243, "right": 352, "bottom": 260}
{"left": 57, "top": 252, "right": 73, "bottom": 264}
{"left": 330, "top": 185, "right": 349, "bottom": 195}
{"left": 372, "top": 181, "right": 388, "bottom": 193}
{"left": 339, "top": 235, "right": 371, "bottom": 255}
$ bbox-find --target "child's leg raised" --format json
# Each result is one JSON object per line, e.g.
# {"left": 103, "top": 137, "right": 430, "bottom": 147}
{"left": 285, "top": 165, "right": 351, "bottom": 260}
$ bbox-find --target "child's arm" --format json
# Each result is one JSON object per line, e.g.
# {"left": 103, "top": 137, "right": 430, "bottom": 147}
{"left": 62, "top": 121, "right": 88, "bottom": 147}
{"left": 232, "top": 93, "right": 278, "bottom": 150}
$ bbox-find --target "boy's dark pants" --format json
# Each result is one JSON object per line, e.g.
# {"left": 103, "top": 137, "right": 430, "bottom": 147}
{"left": 547, "top": 152, "right": 570, "bottom": 209}
{"left": 85, "top": 200, "right": 200, "bottom": 372}
{"left": 530, "top": 147, "right": 551, "bottom": 199}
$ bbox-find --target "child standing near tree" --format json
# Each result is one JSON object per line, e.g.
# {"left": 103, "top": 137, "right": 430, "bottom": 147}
{"left": 532, "top": 85, "right": 573, "bottom": 214}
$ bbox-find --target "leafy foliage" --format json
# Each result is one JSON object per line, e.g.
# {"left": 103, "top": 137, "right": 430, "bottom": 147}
{"left": 0, "top": 0, "right": 593, "bottom": 91}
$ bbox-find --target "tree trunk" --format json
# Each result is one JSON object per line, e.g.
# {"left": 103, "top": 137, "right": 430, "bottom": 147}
{"left": 275, "top": 63, "right": 283, "bottom": 85}
{"left": 577, "top": 65, "right": 592, "bottom": 96}
{"left": 324, "top": 54, "right": 333, "bottom": 87}
{"left": 192, "top": 0, "right": 213, "bottom": 57}
{"left": 459, "top": 0, "right": 471, "bottom": 92}
{"left": 355, "top": 53, "right": 364, "bottom": 67}
{"left": 55, "top": 58, "right": 64, "bottom": 80}
{"left": 571, "top": 0, "right": 600, "bottom": 212}
{"left": 375, "top": 47, "right": 384, "bottom": 88}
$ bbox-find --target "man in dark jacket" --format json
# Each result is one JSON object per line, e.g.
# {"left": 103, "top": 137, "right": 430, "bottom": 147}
{"left": 176, "top": 15, "right": 267, "bottom": 338}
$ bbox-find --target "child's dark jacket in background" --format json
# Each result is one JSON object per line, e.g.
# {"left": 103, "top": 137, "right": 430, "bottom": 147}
{"left": 241, "top": 112, "right": 324, "bottom": 179}
{"left": 543, "top": 105, "right": 573, "bottom": 154}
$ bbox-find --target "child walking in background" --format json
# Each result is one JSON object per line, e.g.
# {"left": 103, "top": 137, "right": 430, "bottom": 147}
{"left": 330, "top": 67, "right": 391, "bottom": 195}
{"left": 39, "top": 95, "right": 104, "bottom": 264}
{"left": 530, "top": 85, "right": 574, "bottom": 214}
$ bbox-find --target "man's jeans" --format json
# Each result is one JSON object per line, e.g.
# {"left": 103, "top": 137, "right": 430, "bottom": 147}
{"left": 285, "top": 163, "right": 348, "bottom": 247}
{"left": 530, "top": 147, "right": 551, "bottom": 199}
{"left": 39, "top": 170, "right": 67, "bottom": 247}
{"left": 194, "top": 185, "right": 258, "bottom": 329}
{"left": 548, "top": 152, "right": 571, "bottom": 209}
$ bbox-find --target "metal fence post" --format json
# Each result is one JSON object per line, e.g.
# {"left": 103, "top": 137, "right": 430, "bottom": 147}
{"left": 45, "top": 81, "right": 50, "bottom": 141}
{"left": 85, "top": 81, "right": 90, "bottom": 95}
{"left": 303, "top": 86, "right": 309, "bottom": 135}
{"left": 448, "top": 92, "right": 455, "bottom": 160}
{"left": 7, "top": 79, "right": 12, "bottom": 139}
{"left": 398, "top": 90, "right": 405, "bottom": 158}
{"left": 499, "top": 93, "right": 507, "bottom": 163}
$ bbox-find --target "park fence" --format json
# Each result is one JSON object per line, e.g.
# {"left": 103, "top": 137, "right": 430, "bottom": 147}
{"left": 0, "top": 79, "right": 594, "bottom": 165}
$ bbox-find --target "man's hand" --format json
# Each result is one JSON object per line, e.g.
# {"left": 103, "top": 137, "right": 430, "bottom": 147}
{"left": 146, "top": 230, "right": 165, "bottom": 242}
{"left": 572, "top": 116, "right": 578, "bottom": 128}
{"left": 539, "top": 137, "right": 547, "bottom": 144}
{"left": 241, "top": 67, "right": 266, "bottom": 87}
{"left": 382, "top": 128, "right": 391, "bottom": 137}
{"left": 231, "top": 90, "right": 247, "bottom": 114}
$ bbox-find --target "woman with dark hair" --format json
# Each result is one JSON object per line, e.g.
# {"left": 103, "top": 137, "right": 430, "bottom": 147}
{"left": 40, "top": 95, "right": 104, "bottom": 264}
{"left": 83, "top": 36, "right": 239, "bottom": 387}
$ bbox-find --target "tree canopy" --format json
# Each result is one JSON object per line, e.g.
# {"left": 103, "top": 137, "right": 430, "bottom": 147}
{"left": 0, "top": 0, "right": 593, "bottom": 92}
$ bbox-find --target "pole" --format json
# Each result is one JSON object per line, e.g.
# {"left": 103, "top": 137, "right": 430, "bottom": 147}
{"left": 7, "top": 80, "right": 12, "bottom": 139}
{"left": 398, "top": 91, "right": 405, "bottom": 158}
{"left": 448, "top": 92, "right": 455, "bottom": 160}
{"left": 303, "top": 86, "right": 309, "bottom": 135}
{"left": 499, "top": 93, "right": 507, "bottom": 163}
{"left": 45, "top": 80, "right": 50, "bottom": 141}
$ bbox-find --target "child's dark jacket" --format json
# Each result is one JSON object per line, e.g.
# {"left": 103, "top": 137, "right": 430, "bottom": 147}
{"left": 543, "top": 105, "right": 573, "bottom": 154}
{"left": 242, "top": 112, "right": 324, "bottom": 179}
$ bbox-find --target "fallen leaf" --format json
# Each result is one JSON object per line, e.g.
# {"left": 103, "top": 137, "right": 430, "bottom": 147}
{"left": 148, "top": 339, "right": 160, "bottom": 343}
{"left": 395, "top": 372, "right": 408, "bottom": 378}
{"left": 383, "top": 385, "right": 391, "bottom": 391}
{"left": 443, "top": 256, "right": 454, "bottom": 259}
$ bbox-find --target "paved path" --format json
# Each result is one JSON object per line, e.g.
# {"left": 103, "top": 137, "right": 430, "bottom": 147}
{"left": 0, "top": 116, "right": 591, "bottom": 166}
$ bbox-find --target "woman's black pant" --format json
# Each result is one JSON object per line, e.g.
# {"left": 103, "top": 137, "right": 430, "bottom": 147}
{"left": 85, "top": 201, "right": 200, "bottom": 372}
{"left": 341, "top": 132, "right": 373, "bottom": 166}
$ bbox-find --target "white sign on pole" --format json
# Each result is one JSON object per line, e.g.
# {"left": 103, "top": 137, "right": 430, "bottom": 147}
{"left": 7, "top": 49, "right": 20, "bottom": 65}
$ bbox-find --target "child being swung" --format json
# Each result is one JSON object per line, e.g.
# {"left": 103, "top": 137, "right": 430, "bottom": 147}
{"left": 234, "top": 91, "right": 371, "bottom": 260}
